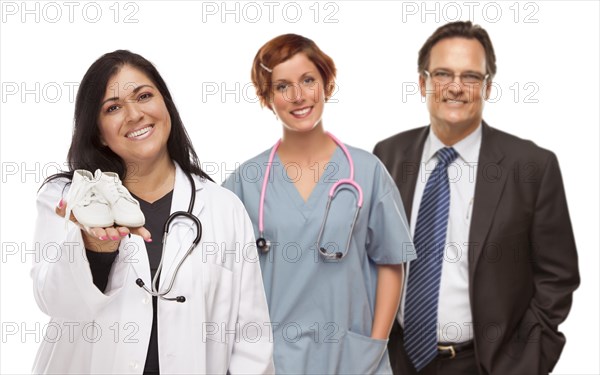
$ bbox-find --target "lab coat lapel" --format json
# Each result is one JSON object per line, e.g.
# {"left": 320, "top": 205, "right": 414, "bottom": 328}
{"left": 116, "top": 234, "right": 151, "bottom": 290}
{"left": 158, "top": 163, "right": 204, "bottom": 290}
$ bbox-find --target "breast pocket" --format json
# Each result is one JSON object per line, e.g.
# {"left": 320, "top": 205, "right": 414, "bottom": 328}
{"left": 320, "top": 190, "right": 359, "bottom": 253}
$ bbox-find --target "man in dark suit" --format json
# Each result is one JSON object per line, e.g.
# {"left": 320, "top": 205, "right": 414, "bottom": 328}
{"left": 374, "top": 21, "right": 579, "bottom": 375}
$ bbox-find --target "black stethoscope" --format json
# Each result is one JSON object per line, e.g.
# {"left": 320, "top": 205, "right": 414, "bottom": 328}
{"left": 135, "top": 172, "right": 202, "bottom": 303}
{"left": 256, "top": 132, "right": 364, "bottom": 260}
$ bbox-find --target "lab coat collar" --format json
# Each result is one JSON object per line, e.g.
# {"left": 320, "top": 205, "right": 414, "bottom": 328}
{"left": 171, "top": 161, "right": 205, "bottom": 215}
{"left": 125, "top": 161, "right": 206, "bottom": 291}
{"left": 158, "top": 162, "right": 205, "bottom": 289}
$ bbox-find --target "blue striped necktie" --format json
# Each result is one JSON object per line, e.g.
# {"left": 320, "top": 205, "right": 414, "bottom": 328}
{"left": 404, "top": 147, "right": 459, "bottom": 371}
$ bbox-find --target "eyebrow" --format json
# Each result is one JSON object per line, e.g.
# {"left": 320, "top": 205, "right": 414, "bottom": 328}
{"left": 101, "top": 84, "right": 154, "bottom": 106}
{"left": 273, "top": 71, "right": 315, "bottom": 83}
{"left": 432, "top": 68, "right": 483, "bottom": 74}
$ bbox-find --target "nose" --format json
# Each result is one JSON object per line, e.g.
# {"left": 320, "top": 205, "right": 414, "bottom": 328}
{"left": 282, "top": 83, "right": 303, "bottom": 104}
{"left": 124, "top": 102, "right": 144, "bottom": 123}
{"left": 445, "top": 75, "right": 464, "bottom": 97}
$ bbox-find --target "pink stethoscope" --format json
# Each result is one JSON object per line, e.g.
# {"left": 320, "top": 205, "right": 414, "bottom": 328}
{"left": 256, "top": 132, "right": 364, "bottom": 260}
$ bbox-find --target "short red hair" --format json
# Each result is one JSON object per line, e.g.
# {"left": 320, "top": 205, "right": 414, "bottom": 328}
{"left": 251, "top": 34, "right": 337, "bottom": 109}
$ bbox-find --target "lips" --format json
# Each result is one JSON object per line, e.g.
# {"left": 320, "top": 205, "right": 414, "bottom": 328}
{"left": 290, "top": 106, "right": 313, "bottom": 118}
{"left": 126, "top": 124, "right": 154, "bottom": 139}
{"left": 444, "top": 99, "right": 468, "bottom": 105}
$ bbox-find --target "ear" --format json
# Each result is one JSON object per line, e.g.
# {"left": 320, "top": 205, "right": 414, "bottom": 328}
{"left": 324, "top": 81, "right": 334, "bottom": 103}
{"left": 419, "top": 74, "right": 427, "bottom": 97}
{"left": 483, "top": 79, "right": 492, "bottom": 100}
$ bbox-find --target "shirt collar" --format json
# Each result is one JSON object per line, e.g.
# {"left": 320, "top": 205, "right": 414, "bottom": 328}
{"left": 423, "top": 123, "right": 482, "bottom": 164}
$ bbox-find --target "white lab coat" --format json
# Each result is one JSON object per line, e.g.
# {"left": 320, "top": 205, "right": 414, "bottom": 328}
{"left": 31, "top": 163, "right": 275, "bottom": 374}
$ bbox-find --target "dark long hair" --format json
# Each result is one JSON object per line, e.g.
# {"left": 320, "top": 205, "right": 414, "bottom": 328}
{"left": 43, "top": 50, "right": 211, "bottom": 188}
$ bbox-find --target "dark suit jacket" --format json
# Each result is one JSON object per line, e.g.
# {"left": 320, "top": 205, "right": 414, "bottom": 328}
{"left": 373, "top": 122, "right": 579, "bottom": 375}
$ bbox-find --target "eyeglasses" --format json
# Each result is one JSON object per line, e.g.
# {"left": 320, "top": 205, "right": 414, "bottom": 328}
{"left": 423, "top": 69, "right": 489, "bottom": 85}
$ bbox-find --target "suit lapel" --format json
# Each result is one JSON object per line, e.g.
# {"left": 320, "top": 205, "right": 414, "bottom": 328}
{"left": 399, "top": 127, "right": 430, "bottom": 224}
{"left": 468, "top": 122, "right": 508, "bottom": 281}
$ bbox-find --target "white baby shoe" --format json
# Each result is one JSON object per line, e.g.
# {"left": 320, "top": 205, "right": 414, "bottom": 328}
{"left": 65, "top": 170, "right": 114, "bottom": 228}
{"left": 96, "top": 170, "right": 146, "bottom": 228}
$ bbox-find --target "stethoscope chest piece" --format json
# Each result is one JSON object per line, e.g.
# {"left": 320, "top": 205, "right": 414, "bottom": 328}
{"left": 256, "top": 237, "right": 270, "bottom": 252}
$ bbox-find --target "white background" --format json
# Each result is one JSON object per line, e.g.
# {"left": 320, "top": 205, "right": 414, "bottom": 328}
{"left": 1, "top": 1, "right": 598, "bottom": 373}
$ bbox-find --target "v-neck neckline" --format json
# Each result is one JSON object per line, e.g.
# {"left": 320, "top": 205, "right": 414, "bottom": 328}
{"left": 131, "top": 189, "right": 174, "bottom": 210}
{"left": 274, "top": 146, "right": 342, "bottom": 218}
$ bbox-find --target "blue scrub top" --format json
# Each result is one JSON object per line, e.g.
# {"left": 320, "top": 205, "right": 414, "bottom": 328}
{"left": 223, "top": 144, "right": 415, "bottom": 374}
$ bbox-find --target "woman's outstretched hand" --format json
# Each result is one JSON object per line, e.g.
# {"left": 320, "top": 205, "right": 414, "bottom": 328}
{"left": 55, "top": 198, "right": 152, "bottom": 252}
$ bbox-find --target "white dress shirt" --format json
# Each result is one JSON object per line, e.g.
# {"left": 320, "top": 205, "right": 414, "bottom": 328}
{"left": 399, "top": 124, "right": 482, "bottom": 343}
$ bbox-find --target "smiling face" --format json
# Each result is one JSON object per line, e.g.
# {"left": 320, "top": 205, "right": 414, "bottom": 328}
{"left": 98, "top": 65, "right": 171, "bottom": 167}
{"left": 420, "top": 37, "right": 491, "bottom": 143}
{"left": 270, "top": 53, "right": 325, "bottom": 133}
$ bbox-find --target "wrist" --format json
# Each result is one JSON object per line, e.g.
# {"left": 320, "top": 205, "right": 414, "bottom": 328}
{"left": 370, "top": 327, "right": 389, "bottom": 340}
{"left": 82, "top": 231, "right": 120, "bottom": 252}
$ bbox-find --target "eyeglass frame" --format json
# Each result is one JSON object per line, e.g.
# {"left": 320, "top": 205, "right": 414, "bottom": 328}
{"left": 423, "top": 69, "right": 490, "bottom": 85}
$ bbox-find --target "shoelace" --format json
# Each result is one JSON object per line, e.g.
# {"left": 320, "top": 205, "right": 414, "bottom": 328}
{"left": 93, "top": 169, "right": 137, "bottom": 205}
{"left": 107, "top": 179, "right": 138, "bottom": 204}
